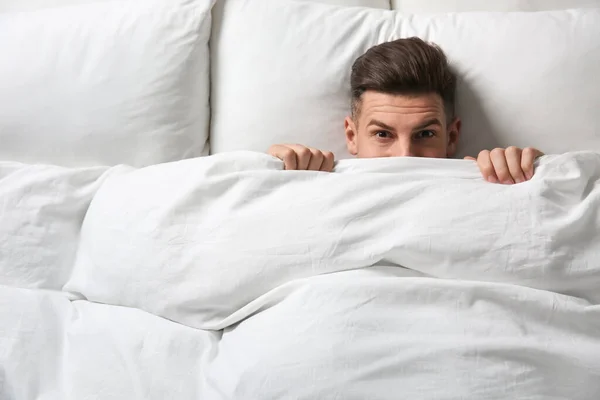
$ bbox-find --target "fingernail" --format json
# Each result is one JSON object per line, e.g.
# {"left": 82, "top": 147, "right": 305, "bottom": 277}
{"left": 502, "top": 180, "right": 514, "bottom": 185}
{"left": 487, "top": 176, "right": 498, "bottom": 183}
{"left": 515, "top": 178, "right": 524, "bottom": 184}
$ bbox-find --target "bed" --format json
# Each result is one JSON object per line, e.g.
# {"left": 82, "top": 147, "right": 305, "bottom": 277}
{"left": 1, "top": 0, "right": 600, "bottom": 399}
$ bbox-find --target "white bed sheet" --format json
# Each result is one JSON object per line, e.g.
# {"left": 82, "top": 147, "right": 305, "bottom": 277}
{"left": 204, "top": 269, "right": 600, "bottom": 399}
{"left": 0, "top": 162, "right": 115, "bottom": 290}
{"left": 67, "top": 152, "right": 600, "bottom": 328}
{"left": 0, "top": 287, "right": 216, "bottom": 400}
{"left": 2, "top": 151, "right": 600, "bottom": 399}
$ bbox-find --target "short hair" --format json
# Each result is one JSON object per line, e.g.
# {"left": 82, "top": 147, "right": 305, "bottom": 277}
{"left": 350, "top": 37, "right": 457, "bottom": 120}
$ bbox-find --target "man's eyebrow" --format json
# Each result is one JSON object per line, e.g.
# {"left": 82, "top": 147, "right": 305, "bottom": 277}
{"left": 367, "top": 119, "right": 396, "bottom": 131}
{"left": 413, "top": 118, "right": 443, "bottom": 132}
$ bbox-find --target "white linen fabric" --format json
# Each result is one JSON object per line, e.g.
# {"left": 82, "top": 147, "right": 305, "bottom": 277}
{"left": 202, "top": 270, "right": 600, "bottom": 399}
{"left": 61, "top": 151, "right": 600, "bottom": 398}
{"left": 298, "top": 0, "right": 390, "bottom": 8}
{"left": 0, "top": 0, "right": 112, "bottom": 12}
{"left": 68, "top": 151, "right": 600, "bottom": 328}
{"left": 0, "top": 0, "right": 213, "bottom": 167}
{"left": 1, "top": 151, "right": 599, "bottom": 398}
{"left": 391, "top": 0, "right": 600, "bottom": 12}
{"left": 0, "top": 287, "right": 216, "bottom": 400}
{"left": 0, "top": 162, "right": 118, "bottom": 290}
{"left": 210, "top": 0, "right": 600, "bottom": 159}
{"left": 0, "top": 0, "right": 389, "bottom": 12}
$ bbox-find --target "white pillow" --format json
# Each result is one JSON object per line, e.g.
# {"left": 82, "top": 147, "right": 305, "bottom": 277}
{"left": 0, "top": 0, "right": 107, "bottom": 12}
{"left": 391, "top": 0, "right": 600, "bottom": 12}
{"left": 210, "top": 0, "right": 600, "bottom": 159}
{"left": 298, "top": 0, "right": 390, "bottom": 8}
{"left": 0, "top": 0, "right": 214, "bottom": 167}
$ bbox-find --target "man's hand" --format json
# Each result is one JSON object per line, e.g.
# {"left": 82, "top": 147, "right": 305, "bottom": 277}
{"left": 268, "top": 144, "right": 335, "bottom": 172}
{"left": 465, "top": 147, "right": 544, "bottom": 184}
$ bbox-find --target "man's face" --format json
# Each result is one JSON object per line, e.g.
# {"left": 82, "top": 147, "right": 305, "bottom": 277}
{"left": 345, "top": 91, "right": 460, "bottom": 159}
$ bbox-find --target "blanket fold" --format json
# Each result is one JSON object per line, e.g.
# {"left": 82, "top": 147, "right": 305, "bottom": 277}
{"left": 62, "top": 151, "right": 600, "bottom": 329}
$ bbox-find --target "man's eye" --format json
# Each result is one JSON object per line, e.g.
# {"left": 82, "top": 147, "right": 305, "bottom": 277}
{"left": 416, "top": 130, "right": 435, "bottom": 139}
{"left": 376, "top": 131, "right": 391, "bottom": 138}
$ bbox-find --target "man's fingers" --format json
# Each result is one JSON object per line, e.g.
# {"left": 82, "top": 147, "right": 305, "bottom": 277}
{"left": 472, "top": 147, "right": 545, "bottom": 183}
{"left": 464, "top": 156, "right": 476, "bottom": 161}
{"left": 267, "top": 144, "right": 334, "bottom": 172}
{"left": 268, "top": 144, "right": 297, "bottom": 170}
{"left": 521, "top": 147, "right": 544, "bottom": 180}
{"left": 320, "top": 151, "right": 335, "bottom": 172}
{"left": 476, "top": 150, "right": 498, "bottom": 183}
{"left": 307, "top": 148, "right": 324, "bottom": 171}
{"left": 288, "top": 144, "right": 312, "bottom": 170}
{"left": 505, "top": 146, "right": 526, "bottom": 183}
{"left": 281, "top": 148, "right": 298, "bottom": 170}
{"left": 489, "top": 148, "right": 514, "bottom": 184}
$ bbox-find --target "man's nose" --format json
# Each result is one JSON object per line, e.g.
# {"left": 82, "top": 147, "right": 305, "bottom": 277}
{"left": 390, "top": 141, "right": 417, "bottom": 157}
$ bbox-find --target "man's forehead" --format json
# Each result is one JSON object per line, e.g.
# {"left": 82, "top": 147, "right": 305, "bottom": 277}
{"left": 360, "top": 91, "right": 444, "bottom": 111}
{"left": 357, "top": 91, "right": 447, "bottom": 126}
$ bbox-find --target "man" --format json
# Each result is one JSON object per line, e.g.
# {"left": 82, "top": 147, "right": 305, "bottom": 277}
{"left": 268, "top": 37, "right": 542, "bottom": 184}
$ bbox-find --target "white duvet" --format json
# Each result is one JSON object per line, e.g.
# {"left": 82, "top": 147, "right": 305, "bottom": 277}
{"left": 1, "top": 151, "right": 600, "bottom": 399}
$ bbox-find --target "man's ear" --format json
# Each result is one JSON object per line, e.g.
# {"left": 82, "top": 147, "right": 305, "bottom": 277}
{"left": 446, "top": 117, "right": 461, "bottom": 158}
{"left": 345, "top": 116, "right": 358, "bottom": 156}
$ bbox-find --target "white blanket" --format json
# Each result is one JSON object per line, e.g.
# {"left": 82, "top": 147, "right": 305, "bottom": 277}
{"left": 3, "top": 151, "right": 600, "bottom": 399}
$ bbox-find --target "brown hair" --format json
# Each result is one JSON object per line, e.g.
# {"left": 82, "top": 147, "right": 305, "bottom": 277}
{"left": 350, "top": 37, "right": 457, "bottom": 120}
